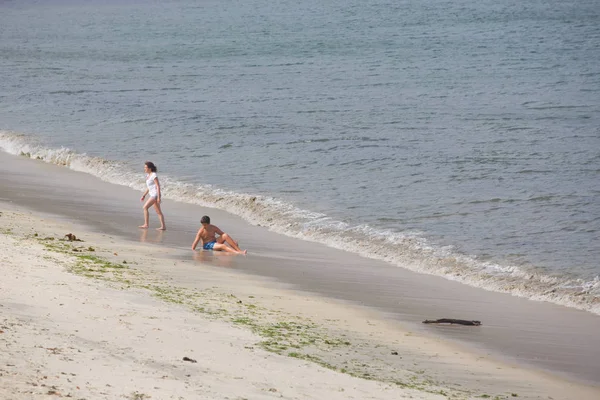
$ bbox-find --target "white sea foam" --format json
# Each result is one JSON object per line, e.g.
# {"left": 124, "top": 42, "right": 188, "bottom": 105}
{"left": 1, "top": 130, "right": 599, "bottom": 315}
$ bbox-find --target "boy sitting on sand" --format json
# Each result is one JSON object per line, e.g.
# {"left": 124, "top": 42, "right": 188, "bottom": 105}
{"left": 191, "top": 215, "right": 247, "bottom": 255}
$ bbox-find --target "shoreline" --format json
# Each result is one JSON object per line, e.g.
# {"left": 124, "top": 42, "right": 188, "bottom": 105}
{"left": 0, "top": 204, "right": 437, "bottom": 400}
{"left": 2, "top": 202, "right": 600, "bottom": 399}
{"left": 2, "top": 150, "right": 600, "bottom": 388}
{"left": 1, "top": 131, "right": 598, "bottom": 317}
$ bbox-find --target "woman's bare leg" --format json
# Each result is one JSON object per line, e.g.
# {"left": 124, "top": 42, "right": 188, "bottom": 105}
{"left": 153, "top": 202, "right": 166, "bottom": 230}
{"left": 139, "top": 197, "right": 156, "bottom": 228}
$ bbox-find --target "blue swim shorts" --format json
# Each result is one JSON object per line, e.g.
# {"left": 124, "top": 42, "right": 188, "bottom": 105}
{"left": 203, "top": 241, "right": 216, "bottom": 250}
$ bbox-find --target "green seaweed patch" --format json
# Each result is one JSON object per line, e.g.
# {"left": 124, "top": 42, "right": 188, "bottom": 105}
{"left": 26, "top": 232, "right": 477, "bottom": 399}
{"left": 76, "top": 254, "right": 127, "bottom": 269}
{"left": 34, "top": 236, "right": 131, "bottom": 283}
{"left": 229, "top": 315, "right": 351, "bottom": 356}
{"left": 152, "top": 285, "right": 185, "bottom": 304}
{"left": 288, "top": 352, "right": 338, "bottom": 371}
{"left": 106, "top": 282, "right": 467, "bottom": 398}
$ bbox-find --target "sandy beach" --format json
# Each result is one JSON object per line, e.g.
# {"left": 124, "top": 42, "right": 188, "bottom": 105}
{"left": 2, "top": 150, "right": 600, "bottom": 387}
{"left": 2, "top": 1, "right": 599, "bottom": 397}
{"left": 1, "top": 200, "right": 599, "bottom": 399}
{"left": 0, "top": 203, "right": 438, "bottom": 400}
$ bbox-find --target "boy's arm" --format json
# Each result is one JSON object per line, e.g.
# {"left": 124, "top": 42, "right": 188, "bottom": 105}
{"left": 214, "top": 225, "right": 225, "bottom": 236}
{"left": 191, "top": 228, "right": 203, "bottom": 250}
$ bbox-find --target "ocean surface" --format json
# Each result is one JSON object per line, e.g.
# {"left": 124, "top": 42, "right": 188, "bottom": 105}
{"left": 1, "top": 0, "right": 599, "bottom": 314}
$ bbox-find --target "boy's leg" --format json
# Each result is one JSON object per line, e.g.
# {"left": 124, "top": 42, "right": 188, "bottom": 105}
{"left": 213, "top": 243, "right": 240, "bottom": 254}
{"left": 217, "top": 233, "right": 242, "bottom": 252}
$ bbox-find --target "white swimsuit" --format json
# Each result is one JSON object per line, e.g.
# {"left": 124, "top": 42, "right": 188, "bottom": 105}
{"left": 146, "top": 172, "right": 158, "bottom": 198}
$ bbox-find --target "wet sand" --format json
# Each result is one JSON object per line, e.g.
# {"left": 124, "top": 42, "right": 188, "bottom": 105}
{"left": 2, "top": 206, "right": 451, "bottom": 400}
{"left": 2, "top": 151, "right": 600, "bottom": 387}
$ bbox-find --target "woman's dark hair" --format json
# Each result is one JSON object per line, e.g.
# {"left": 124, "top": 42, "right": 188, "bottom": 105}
{"left": 145, "top": 161, "right": 157, "bottom": 172}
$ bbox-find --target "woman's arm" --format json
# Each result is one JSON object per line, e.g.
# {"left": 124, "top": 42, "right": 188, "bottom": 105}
{"left": 154, "top": 177, "right": 161, "bottom": 203}
{"left": 140, "top": 188, "right": 149, "bottom": 201}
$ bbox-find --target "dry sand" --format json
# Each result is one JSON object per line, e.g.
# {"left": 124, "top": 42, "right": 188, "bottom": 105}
{"left": 1, "top": 202, "right": 599, "bottom": 400}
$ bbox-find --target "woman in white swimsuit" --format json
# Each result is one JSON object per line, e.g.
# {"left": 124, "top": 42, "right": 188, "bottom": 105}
{"left": 139, "top": 161, "right": 166, "bottom": 230}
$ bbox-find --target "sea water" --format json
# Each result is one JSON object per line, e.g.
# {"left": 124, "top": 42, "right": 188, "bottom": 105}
{"left": 1, "top": 0, "right": 599, "bottom": 313}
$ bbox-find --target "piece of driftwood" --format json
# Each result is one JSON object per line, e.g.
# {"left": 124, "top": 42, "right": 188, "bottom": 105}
{"left": 64, "top": 233, "right": 83, "bottom": 242}
{"left": 422, "top": 318, "right": 481, "bottom": 326}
